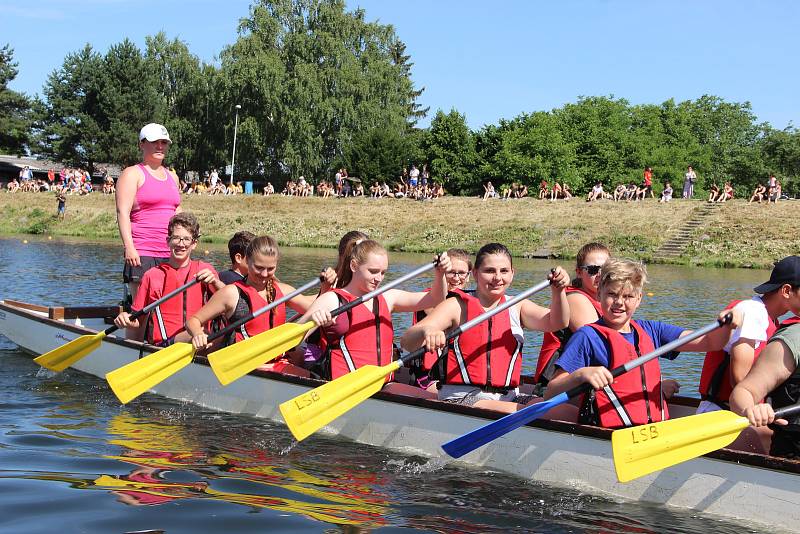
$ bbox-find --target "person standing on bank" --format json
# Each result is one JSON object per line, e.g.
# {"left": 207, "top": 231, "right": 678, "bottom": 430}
{"left": 682, "top": 165, "right": 697, "bottom": 199}
{"left": 116, "top": 123, "right": 182, "bottom": 303}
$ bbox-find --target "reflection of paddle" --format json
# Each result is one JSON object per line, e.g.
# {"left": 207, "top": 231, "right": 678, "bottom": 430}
{"left": 442, "top": 314, "right": 732, "bottom": 458}
{"left": 106, "top": 277, "right": 322, "bottom": 404}
{"left": 209, "top": 259, "right": 440, "bottom": 386}
{"left": 34, "top": 278, "right": 200, "bottom": 372}
{"left": 280, "top": 278, "right": 552, "bottom": 442}
{"left": 612, "top": 401, "right": 800, "bottom": 482}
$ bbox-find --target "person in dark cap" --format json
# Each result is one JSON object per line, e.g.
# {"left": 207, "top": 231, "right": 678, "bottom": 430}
{"left": 730, "top": 256, "right": 800, "bottom": 458}
{"left": 698, "top": 256, "right": 800, "bottom": 417}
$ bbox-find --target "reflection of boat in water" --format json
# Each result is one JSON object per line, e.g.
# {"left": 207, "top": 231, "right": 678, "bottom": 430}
{"left": 2, "top": 300, "right": 800, "bottom": 532}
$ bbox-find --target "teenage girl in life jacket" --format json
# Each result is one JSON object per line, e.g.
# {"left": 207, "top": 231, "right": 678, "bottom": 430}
{"left": 301, "top": 239, "right": 451, "bottom": 388}
{"left": 545, "top": 258, "right": 741, "bottom": 429}
{"left": 185, "top": 235, "right": 336, "bottom": 377}
{"left": 401, "top": 243, "right": 572, "bottom": 413}
{"left": 535, "top": 243, "right": 610, "bottom": 387}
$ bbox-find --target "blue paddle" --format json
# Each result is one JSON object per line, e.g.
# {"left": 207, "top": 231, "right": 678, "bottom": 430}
{"left": 441, "top": 314, "right": 731, "bottom": 458}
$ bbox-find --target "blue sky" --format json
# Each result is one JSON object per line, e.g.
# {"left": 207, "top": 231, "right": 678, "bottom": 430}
{"left": 2, "top": 0, "right": 798, "bottom": 130}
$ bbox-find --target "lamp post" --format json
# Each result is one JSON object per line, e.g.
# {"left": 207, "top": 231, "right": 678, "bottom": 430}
{"left": 230, "top": 104, "right": 241, "bottom": 186}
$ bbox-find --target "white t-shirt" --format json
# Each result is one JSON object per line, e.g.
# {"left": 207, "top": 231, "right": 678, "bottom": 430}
{"left": 723, "top": 296, "right": 770, "bottom": 353}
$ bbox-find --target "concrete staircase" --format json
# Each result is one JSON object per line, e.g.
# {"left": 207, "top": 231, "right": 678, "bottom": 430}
{"left": 653, "top": 202, "right": 721, "bottom": 261}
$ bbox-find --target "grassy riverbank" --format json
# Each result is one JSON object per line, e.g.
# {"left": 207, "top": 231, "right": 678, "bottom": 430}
{"left": 0, "top": 193, "right": 796, "bottom": 268}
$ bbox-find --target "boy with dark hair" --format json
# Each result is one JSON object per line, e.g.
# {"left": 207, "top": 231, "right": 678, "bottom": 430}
{"left": 219, "top": 231, "right": 255, "bottom": 284}
{"left": 114, "top": 212, "right": 225, "bottom": 344}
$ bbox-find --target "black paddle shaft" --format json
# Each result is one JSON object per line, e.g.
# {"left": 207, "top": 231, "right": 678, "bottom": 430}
{"left": 561, "top": 312, "right": 733, "bottom": 400}
{"left": 774, "top": 402, "right": 800, "bottom": 420}
{"left": 400, "top": 278, "right": 553, "bottom": 367}
{"left": 103, "top": 278, "right": 201, "bottom": 336}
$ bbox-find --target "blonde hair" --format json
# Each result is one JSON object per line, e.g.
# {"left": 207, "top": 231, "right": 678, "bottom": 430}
{"left": 246, "top": 235, "right": 280, "bottom": 261}
{"left": 447, "top": 248, "right": 473, "bottom": 271}
{"left": 598, "top": 258, "right": 647, "bottom": 295}
{"left": 337, "top": 239, "right": 387, "bottom": 288}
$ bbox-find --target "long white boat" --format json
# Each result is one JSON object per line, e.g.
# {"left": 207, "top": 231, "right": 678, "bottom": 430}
{"left": 1, "top": 299, "right": 799, "bottom": 532}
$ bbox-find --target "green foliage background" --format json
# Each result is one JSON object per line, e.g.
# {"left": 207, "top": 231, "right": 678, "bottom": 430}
{"left": 3, "top": 0, "right": 800, "bottom": 196}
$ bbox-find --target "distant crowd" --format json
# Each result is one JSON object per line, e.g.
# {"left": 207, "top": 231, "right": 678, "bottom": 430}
{"left": 5, "top": 165, "right": 115, "bottom": 195}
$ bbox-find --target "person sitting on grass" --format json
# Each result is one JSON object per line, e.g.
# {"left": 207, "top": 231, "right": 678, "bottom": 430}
{"left": 612, "top": 184, "right": 626, "bottom": 202}
{"left": 659, "top": 182, "right": 673, "bottom": 203}
{"left": 544, "top": 258, "right": 741, "bottom": 429}
{"left": 114, "top": 212, "right": 225, "bottom": 345}
{"left": 749, "top": 183, "right": 766, "bottom": 204}
{"left": 483, "top": 181, "right": 496, "bottom": 201}
{"left": 538, "top": 180, "right": 549, "bottom": 200}
{"left": 516, "top": 183, "right": 528, "bottom": 198}
{"left": 708, "top": 183, "right": 720, "bottom": 202}
{"left": 717, "top": 181, "right": 734, "bottom": 202}
{"left": 587, "top": 182, "right": 604, "bottom": 202}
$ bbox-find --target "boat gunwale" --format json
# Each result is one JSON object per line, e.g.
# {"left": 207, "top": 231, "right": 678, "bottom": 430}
{"left": 2, "top": 299, "right": 799, "bottom": 477}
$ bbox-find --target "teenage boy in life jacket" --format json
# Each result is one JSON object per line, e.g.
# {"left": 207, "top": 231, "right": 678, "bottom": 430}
{"left": 697, "top": 256, "right": 800, "bottom": 415}
{"left": 218, "top": 231, "right": 255, "bottom": 285}
{"left": 544, "top": 258, "right": 741, "bottom": 429}
{"left": 114, "top": 212, "right": 224, "bottom": 345}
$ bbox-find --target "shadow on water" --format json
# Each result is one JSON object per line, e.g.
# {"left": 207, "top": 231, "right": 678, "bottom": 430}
{"left": 0, "top": 237, "right": 777, "bottom": 533}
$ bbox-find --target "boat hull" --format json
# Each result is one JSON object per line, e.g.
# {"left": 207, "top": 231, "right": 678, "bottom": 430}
{"left": 1, "top": 300, "right": 798, "bottom": 532}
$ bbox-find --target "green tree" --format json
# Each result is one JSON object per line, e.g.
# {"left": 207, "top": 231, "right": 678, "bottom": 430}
{"left": 341, "top": 124, "right": 413, "bottom": 184}
{"left": 0, "top": 45, "right": 32, "bottom": 155}
{"left": 424, "top": 108, "right": 477, "bottom": 195}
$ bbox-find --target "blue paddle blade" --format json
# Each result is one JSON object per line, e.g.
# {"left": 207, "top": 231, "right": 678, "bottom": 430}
{"left": 441, "top": 392, "right": 570, "bottom": 458}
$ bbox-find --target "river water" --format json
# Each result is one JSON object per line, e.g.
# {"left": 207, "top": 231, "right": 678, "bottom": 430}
{"left": 0, "top": 236, "right": 776, "bottom": 533}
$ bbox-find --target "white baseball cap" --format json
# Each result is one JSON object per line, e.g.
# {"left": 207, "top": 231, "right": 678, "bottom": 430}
{"left": 139, "top": 123, "right": 171, "bottom": 143}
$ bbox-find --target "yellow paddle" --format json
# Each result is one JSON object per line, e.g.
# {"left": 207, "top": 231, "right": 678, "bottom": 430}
{"left": 612, "top": 401, "right": 800, "bottom": 482}
{"left": 208, "top": 259, "right": 440, "bottom": 386}
{"left": 106, "top": 277, "right": 322, "bottom": 404}
{"left": 280, "top": 278, "right": 552, "bottom": 442}
{"left": 34, "top": 278, "right": 200, "bottom": 372}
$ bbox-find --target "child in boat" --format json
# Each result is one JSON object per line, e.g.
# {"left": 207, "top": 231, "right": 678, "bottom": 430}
{"left": 698, "top": 256, "right": 800, "bottom": 414}
{"left": 544, "top": 258, "right": 741, "bottom": 428}
{"left": 302, "top": 239, "right": 451, "bottom": 385}
{"left": 535, "top": 243, "right": 610, "bottom": 387}
{"left": 401, "top": 243, "right": 571, "bottom": 413}
{"left": 114, "top": 212, "right": 225, "bottom": 345}
{"left": 218, "top": 231, "right": 255, "bottom": 285}
{"left": 185, "top": 235, "right": 335, "bottom": 377}
{"left": 408, "top": 248, "right": 474, "bottom": 391}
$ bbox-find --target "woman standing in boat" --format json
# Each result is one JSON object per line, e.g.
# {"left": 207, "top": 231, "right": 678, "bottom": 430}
{"left": 535, "top": 243, "right": 610, "bottom": 387}
{"left": 401, "top": 243, "right": 571, "bottom": 412}
{"left": 185, "top": 235, "right": 335, "bottom": 377}
{"left": 302, "top": 240, "right": 451, "bottom": 383}
{"left": 116, "top": 123, "right": 182, "bottom": 302}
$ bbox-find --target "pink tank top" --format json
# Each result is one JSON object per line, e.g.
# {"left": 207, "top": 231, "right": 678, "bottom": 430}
{"left": 131, "top": 164, "right": 181, "bottom": 257}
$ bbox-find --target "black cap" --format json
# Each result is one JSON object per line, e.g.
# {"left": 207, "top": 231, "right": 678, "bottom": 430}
{"left": 754, "top": 256, "right": 800, "bottom": 294}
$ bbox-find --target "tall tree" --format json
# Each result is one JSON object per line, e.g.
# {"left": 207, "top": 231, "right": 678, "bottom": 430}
{"left": 424, "top": 108, "right": 477, "bottom": 195}
{"left": 0, "top": 45, "right": 32, "bottom": 155}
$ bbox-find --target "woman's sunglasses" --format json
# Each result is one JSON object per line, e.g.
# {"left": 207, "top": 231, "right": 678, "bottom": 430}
{"left": 579, "top": 265, "right": 602, "bottom": 275}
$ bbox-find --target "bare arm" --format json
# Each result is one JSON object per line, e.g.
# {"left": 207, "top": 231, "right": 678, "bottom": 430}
{"left": 384, "top": 253, "right": 451, "bottom": 313}
{"left": 567, "top": 292, "right": 600, "bottom": 332}
{"left": 728, "top": 338, "right": 757, "bottom": 386}
{"left": 730, "top": 340, "right": 796, "bottom": 427}
{"left": 185, "top": 285, "right": 238, "bottom": 349}
{"left": 545, "top": 366, "right": 613, "bottom": 400}
{"left": 400, "top": 297, "right": 461, "bottom": 353}
{"left": 115, "top": 166, "right": 143, "bottom": 266}
{"left": 518, "top": 267, "right": 569, "bottom": 331}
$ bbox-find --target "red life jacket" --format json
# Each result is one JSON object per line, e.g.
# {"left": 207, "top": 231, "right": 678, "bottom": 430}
{"left": 324, "top": 289, "right": 394, "bottom": 381}
{"left": 585, "top": 320, "right": 667, "bottom": 428}
{"left": 411, "top": 287, "right": 471, "bottom": 371}
{"left": 699, "top": 299, "right": 777, "bottom": 405}
{"left": 444, "top": 292, "right": 524, "bottom": 389}
{"left": 535, "top": 286, "right": 603, "bottom": 384}
{"left": 231, "top": 280, "right": 286, "bottom": 343}
{"left": 150, "top": 260, "right": 205, "bottom": 345}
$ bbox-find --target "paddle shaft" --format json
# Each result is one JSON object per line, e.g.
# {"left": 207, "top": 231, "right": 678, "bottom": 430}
{"left": 400, "top": 278, "right": 552, "bottom": 367}
{"left": 206, "top": 277, "right": 321, "bottom": 343}
{"left": 324, "top": 260, "right": 438, "bottom": 322}
{"left": 772, "top": 403, "right": 800, "bottom": 421}
{"left": 103, "top": 277, "right": 201, "bottom": 337}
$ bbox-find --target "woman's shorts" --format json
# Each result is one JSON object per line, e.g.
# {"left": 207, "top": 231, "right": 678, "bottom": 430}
{"left": 123, "top": 255, "right": 169, "bottom": 283}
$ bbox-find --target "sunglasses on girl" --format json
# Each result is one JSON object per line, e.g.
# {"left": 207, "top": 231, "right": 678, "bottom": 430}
{"left": 580, "top": 265, "right": 602, "bottom": 275}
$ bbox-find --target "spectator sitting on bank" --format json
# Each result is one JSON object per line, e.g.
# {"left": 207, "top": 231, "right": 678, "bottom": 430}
{"left": 708, "top": 183, "right": 720, "bottom": 202}
{"left": 612, "top": 183, "right": 626, "bottom": 201}
{"left": 263, "top": 182, "right": 274, "bottom": 196}
{"left": 482, "top": 181, "right": 496, "bottom": 201}
{"left": 381, "top": 182, "right": 393, "bottom": 198}
{"left": 353, "top": 182, "right": 365, "bottom": 197}
{"left": 717, "top": 181, "right": 733, "bottom": 202}
{"left": 370, "top": 182, "right": 381, "bottom": 198}
{"left": 6, "top": 178, "right": 20, "bottom": 193}
{"left": 550, "top": 181, "right": 562, "bottom": 201}
{"left": 538, "top": 179, "right": 549, "bottom": 199}
{"left": 768, "top": 180, "right": 782, "bottom": 203}
{"left": 659, "top": 182, "right": 673, "bottom": 203}
{"left": 515, "top": 183, "right": 528, "bottom": 198}
{"left": 587, "top": 181, "right": 604, "bottom": 202}
{"left": 103, "top": 175, "right": 116, "bottom": 195}
{"left": 748, "top": 183, "right": 766, "bottom": 204}
{"left": 501, "top": 182, "right": 514, "bottom": 200}
{"left": 562, "top": 183, "right": 572, "bottom": 200}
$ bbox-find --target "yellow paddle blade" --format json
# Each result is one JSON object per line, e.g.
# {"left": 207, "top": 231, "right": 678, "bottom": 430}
{"left": 34, "top": 331, "right": 107, "bottom": 371}
{"left": 280, "top": 361, "right": 401, "bottom": 442}
{"left": 105, "top": 342, "right": 195, "bottom": 404}
{"left": 208, "top": 322, "right": 315, "bottom": 386}
{"left": 611, "top": 410, "right": 749, "bottom": 482}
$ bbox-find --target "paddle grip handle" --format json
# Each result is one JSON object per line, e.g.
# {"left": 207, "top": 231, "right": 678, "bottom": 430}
{"left": 400, "top": 277, "right": 552, "bottom": 366}
{"left": 103, "top": 277, "right": 202, "bottom": 336}
{"left": 329, "top": 260, "right": 437, "bottom": 319}
{"left": 207, "top": 277, "right": 321, "bottom": 343}
{"left": 562, "top": 314, "right": 730, "bottom": 400}
{"left": 775, "top": 403, "right": 800, "bottom": 421}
